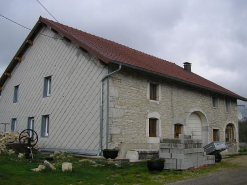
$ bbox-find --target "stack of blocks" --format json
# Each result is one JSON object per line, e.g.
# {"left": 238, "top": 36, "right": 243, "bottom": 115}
{"left": 159, "top": 138, "right": 215, "bottom": 170}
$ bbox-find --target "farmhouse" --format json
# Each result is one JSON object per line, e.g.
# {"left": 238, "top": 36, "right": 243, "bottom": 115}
{"left": 0, "top": 17, "right": 246, "bottom": 157}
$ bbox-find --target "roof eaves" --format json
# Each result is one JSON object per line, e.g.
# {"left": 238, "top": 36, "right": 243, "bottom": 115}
{"left": 111, "top": 60, "right": 246, "bottom": 101}
{"left": 39, "top": 17, "right": 112, "bottom": 64}
{"left": 0, "top": 19, "right": 44, "bottom": 89}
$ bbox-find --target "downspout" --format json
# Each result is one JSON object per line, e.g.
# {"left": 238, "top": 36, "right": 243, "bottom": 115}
{"left": 98, "top": 64, "right": 122, "bottom": 155}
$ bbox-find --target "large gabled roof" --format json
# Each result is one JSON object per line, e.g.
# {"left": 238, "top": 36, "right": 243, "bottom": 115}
{"left": 0, "top": 16, "right": 246, "bottom": 101}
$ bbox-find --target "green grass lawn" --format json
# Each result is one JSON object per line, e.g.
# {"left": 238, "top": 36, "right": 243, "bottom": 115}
{"left": 0, "top": 152, "right": 240, "bottom": 185}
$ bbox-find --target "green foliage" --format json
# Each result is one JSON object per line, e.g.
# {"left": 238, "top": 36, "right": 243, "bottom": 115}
{"left": 239, "top": 120, "right": 247, "bottom": 142}
{"left": 0, "top": 152, "right": 242, "bottom": 185}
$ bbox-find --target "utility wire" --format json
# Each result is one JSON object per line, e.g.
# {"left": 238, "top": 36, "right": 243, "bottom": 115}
{"left": 0, "top": 13, "right": 31, "bottom": 30}
{"left": 0, "top": 13, "right": 63, "bottom": 40}
{"left": 36, "top": 0, "right": 59, "bottom": 23}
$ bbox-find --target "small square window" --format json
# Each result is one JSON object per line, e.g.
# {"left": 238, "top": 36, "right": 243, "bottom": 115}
{"left": 149, "top": 118, "right": 157, "bottom": 137}
{"left": 43, "top": 76, "right": 51, "bottom": 97}
{"left": 225, "top": 98, "right": 231, "bottom": 112}
{"left": 150, "top": 83, "right": 157, "bottom": 100}
{"left": 13, "top": 85, "right": 19, "bottom": 103}
{"left": 41, "top": 115, "right": 49, "bottom": 137}
{"left": 212, "top": 96, "right": 218, "bottom": 108}
{"left": 11, "top": 118, "right": 17, "bottom": 131}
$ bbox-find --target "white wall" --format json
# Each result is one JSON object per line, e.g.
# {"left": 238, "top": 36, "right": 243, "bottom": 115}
{"left": 0, "top": 27, "right": 108, "bottom": 151}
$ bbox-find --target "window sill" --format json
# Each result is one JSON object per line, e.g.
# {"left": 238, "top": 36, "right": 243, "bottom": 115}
{"left": 149, "top": 99, "right": 160, "bottom": 104}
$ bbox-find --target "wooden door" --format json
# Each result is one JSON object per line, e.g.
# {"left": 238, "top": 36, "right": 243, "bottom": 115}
{"left": 174, "top": 125, "right": 182, "bottom": 138}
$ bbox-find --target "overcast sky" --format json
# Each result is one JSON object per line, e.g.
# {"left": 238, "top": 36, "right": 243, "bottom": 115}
{"left": 0, "top": 0, "right": 246, "bottom": 117}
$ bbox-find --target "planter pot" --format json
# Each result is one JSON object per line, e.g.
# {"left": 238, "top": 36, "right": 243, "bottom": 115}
{"left": 147, "top": 159, "right": 165, "bottom": 172}
{"left": 103, "top": 150, "right": 119, "bottom": 159}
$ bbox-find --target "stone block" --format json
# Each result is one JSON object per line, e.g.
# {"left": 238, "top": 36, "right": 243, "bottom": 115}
{"left": 62, "top": 162, "right": 72, "bottom": 172}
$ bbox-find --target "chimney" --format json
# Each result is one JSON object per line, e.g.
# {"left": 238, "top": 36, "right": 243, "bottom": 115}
{"left": 183, "top": 62, "right": 192, "bottom": 72}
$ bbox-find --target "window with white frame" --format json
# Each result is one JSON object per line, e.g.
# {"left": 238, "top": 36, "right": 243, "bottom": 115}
{"left": 149, "top": 118, "right": 157, "bottom": 137}
{"left": 41, "top": 115, "right": 49, "bottom": 137}
{"left": 27, "top": 117, "right": 34, "bottom": 136}
{"left": 43, "top": 76, "right": 51, "bottom": 97}
{"left": 13, "top": 85, "right": 19, "bottom": 103}
{"left": 149, "top": 83, "right": 160, "bottom": 101}
{"left": 11, "top": 118, "right": 17, "bottom": 131}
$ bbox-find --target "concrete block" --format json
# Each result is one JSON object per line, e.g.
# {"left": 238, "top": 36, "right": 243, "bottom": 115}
{"left": 159, "top": 153, "right": 171, "bottom": 158}
{"left": 207, "top": 155, "right": 215, "bottom": 160}
{"left": 160, "top": 143, "right": 171, "bottom": 148}
{"left": 183, "top": 148, "right": 193, "bottom": 154}
{"left": 160, "top": 148, "right": 170, "bottom": 153}
{"left": 126, "top": 150, "right": 139, "bottom": 162}
{"left": 165, "top": 163, "right": 177, "bottom": 169}
{"left": 172, "top": 143, "right": 185, "bottom": 149}
{"left": 170, "top": 148, "right": 182, "bottom": 154}
{"left": 165, "top": 158, "right": 177, "bottom": 163}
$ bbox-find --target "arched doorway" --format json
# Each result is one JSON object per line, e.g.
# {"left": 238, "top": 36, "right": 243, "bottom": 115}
{"left": 186, "top": 110, "right": 209, "bottom": 146}
{"left": 225, "top": 123, "right": 235, "bottom": 143}
{"left": 187, "top": 113, "right": 202, "bottom": 139}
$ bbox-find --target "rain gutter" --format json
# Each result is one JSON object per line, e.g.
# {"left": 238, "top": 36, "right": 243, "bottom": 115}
{"left": 98, "top": 64, "right": 122, "bottom": 156}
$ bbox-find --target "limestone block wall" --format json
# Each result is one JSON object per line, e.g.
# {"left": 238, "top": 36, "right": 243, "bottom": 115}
{"left": 108, "top": 68, "right": 239, "bottom": 156}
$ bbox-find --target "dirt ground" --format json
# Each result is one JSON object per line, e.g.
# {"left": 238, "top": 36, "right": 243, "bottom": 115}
{"left": 168, "top": 155, "right": 247, "bottom": 185}
{"left": 223, "top": 155, "right": 247, "bottom": 167}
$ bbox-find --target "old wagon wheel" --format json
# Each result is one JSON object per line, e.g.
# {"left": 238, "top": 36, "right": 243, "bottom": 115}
{"left": 19, "top": 129, "right": 38, "bottom": 147}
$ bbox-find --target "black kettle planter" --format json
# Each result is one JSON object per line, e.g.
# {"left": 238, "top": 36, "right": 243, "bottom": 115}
{"left": 103, "top": 149, "right": 119, "bottom": 159}
{"left": 147, "top": 159, "right": 165, "bottom": 172}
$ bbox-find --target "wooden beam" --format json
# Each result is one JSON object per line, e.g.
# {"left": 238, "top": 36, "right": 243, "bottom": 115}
{"left": 5, "top": 73, "right": 11, "bottom": 77}
{"left": 27, "top": 40, "right": 33, "bottom": 45}
{"left": 15, "top": 57, "right": 22, "bottom": 62}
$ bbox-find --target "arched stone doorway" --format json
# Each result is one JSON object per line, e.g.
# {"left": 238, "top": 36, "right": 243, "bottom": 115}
{"left": 186, "top": 110, "right": 209, "bottom": 146}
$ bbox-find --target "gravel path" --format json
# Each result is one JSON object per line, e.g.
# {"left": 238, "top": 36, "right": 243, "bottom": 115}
{"left": 167, "top": 155, "right": 247, "bottom": 185}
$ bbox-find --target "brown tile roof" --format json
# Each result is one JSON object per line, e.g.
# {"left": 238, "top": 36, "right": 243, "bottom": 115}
{"left": 0, "top": 16, "right": 246, "bottom": 101}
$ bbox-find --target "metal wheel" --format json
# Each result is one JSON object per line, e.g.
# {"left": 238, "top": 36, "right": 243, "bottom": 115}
{"left": 19, "top": 129, "right": 38, "bottom": 147}
{"left": 215, "top": 153, "right": 222, "bottom": 163}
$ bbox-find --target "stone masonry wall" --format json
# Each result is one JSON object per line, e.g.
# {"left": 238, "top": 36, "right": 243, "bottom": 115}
{"left": 108, "top": 68, "right": 238, "bottom": 157}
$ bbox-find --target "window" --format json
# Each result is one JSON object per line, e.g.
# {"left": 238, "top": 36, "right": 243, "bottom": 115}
{"left": 225, "top": 124, "right": 235, "bottom": 142}
{"left": 150, "top": 83, "right": 157, "bottom": 100}
{"left": 43, "top": 76, "right": 51, "bottom": 97}
{"left": 27, "top": 117, "right": 34, "bottom": 136}
{"left": 41, "top": 115, "right": 49, "bottom": 137}
{"left": 213, "top": 129, "right": 219, "bottom": 141}
{"left": 11, "top": 118, "right": 17, "bottom": 131}
{"left": 225, "top": 98, "right": 231, "bottom": 112}
{"left": 149, "top": 118, "right": 157, "bottom": 137}
{"left": 212, "top": 96, "right": 218, "bottom": 108}
{"left": 13, "top": 85, "right": 19, "bottom": 103}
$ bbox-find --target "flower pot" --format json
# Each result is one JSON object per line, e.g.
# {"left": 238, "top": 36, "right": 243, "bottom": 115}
{"left": 147, "top": 159, "right": 165, "bottom": 172}
{"left": 103, "top": 149, "right": 119, "bottom": 159}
